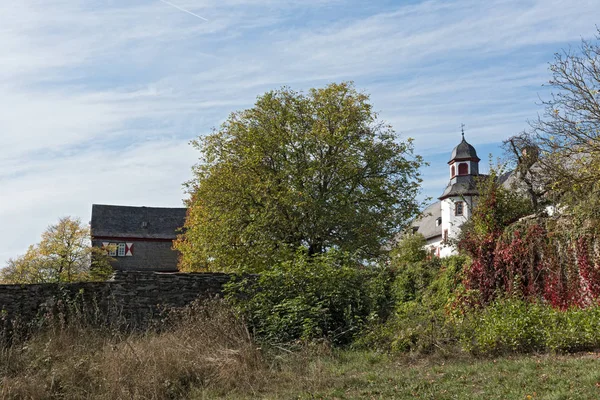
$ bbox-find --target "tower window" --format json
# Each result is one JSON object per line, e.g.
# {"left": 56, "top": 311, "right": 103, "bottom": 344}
{"left": 455, "top": 201, "right": 464, "bottom": 216}
{"left": 443, "top": 229, "right": 448, "bottom": 243}
{"left": 458, "top": 163, "right": 468, "bottom": 175}
{"left": 451, "top": 165, "right": 455, "bottom": 177}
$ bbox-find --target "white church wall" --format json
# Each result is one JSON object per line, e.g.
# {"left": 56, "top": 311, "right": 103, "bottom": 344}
{"left": 438, "top": 243, "right": 455, "bottom": 258}
{"left": 424, "top": 237, "right": 443, "bottom": 258}
{"left": 439, "top": 195, "right": 476, "bottom": 257}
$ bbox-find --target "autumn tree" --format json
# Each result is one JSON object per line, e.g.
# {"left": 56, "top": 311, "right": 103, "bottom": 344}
{"left": 0, "top": 217, "right": 113, "bottom": 284}
{"left": 502, "top": 132, "right": 549, "bottom": 211}
{"left": 175, "top": 82, "right": 425, "bottom": 272}
{"left": 531, "top": 29, "right": 600, "bottom": 220}
{"left": 1, "top": 245, "right": 48, "bottom": 284}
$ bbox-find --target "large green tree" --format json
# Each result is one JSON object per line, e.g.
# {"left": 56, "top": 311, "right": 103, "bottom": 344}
{"left": 176, "top": 82, "right": 424, "bottom": 272}
{"left": 1, "top": 217, "right": 113, "bottom": 284}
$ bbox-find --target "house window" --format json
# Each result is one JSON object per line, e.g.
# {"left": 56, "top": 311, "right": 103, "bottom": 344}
{"left": 458, "top": 163, "right": 468, "bottom": 175}
{"left": 102, "top": 242, "right": 131, "bottom": 257}
{"left": 455, "top": 201, "right": 464, "bottom": 216}
{"left": 443, "top": 229, "right": 448, "bottom": 243}
{"left": 118, "top": 243, "right": 126, "bottom": 257}
{"left": 436, "top": 217, "right": 442, "bottom": 227}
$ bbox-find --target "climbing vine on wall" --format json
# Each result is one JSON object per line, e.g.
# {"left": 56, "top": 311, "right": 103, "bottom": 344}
{"left": 461, "top": 210, "right": 600, "bottom": 309}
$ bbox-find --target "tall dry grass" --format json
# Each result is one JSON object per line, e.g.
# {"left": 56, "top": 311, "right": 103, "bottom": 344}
{"left": 0, "top": 299, "right": 266, "bottom": 399}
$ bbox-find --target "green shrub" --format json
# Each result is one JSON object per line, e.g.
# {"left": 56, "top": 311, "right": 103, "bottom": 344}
{"left": 374, "top": 296, "right": 600, "bottom": 356}
{"left": 391, "top": 233, "right": 428, "bottom": 264}
{"left": 224, "top": 250, "right": 394, "bottom": 346}
{"left": 462, "top": 298, "right": 600, "bottom": 355}
{"left": 358, "top": 255, "right": 468, "bottom": 353}
{"left": 392, "top": 259, "right": 439, "bottom": 303}
{"left": 389, "top": 301, "right": 455, "bottom": 354}
{"left": 544, "top": 305, "right": 600, "bottom": 353}
{"left": 391, "top": 254, "right": 467, "bottom": 308}
{"left": 422, "top": 255, "right": 468, "bottom": 310}
{"left": 461, "top": 298, "right": 549, "bottom": 354}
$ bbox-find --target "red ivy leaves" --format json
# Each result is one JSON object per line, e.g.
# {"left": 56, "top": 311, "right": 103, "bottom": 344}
{"left": 460, "top": 221, "right": 600, "bottom": 310}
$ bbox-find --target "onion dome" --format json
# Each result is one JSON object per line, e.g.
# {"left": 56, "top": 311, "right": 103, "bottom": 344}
{"left": 449, "top": 134, "right": 480, "bottom": 163}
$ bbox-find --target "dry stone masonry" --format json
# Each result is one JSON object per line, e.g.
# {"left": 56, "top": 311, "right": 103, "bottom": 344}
{"left": 0, "top": 271, "right": 233, "bottom": 328}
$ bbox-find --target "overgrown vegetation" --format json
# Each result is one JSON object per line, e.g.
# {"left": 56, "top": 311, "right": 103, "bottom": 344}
{"left": 4, "top": 300, "right": 600, "bottom": 400}
{"left": 225, "top": 249, "right": 394, "bottom": 346}
{"left": 0, "top": 299, "right": 263, "bottom": 399}
{"left": 457, "top": 170, "right": 535, "bottom": 306}
{"left": 464, "top": 298, "right": 600, "bottom": 355}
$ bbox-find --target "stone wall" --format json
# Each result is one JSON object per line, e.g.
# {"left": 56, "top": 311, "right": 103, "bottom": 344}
{"left": 0, "top": 271, "right": 234, "bottom": 328}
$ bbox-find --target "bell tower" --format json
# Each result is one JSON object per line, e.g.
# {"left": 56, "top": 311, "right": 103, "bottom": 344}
{"left": 438, "top": 127, "right": 480, "bottom": 257}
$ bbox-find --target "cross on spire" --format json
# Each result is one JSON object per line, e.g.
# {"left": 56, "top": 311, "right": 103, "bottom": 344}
{"left": 461, "top": 123, "right": 465, "bottom": 139}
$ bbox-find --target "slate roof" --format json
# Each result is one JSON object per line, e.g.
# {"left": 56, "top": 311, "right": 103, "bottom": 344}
{"left": 91, "top": 204, "right": 187, "bottom": 240}
{"left": 439, "top": 175, "right": 480, "bottom": 200}
{"left": 411, "top": 201, "right": 442, "bottom": 240}
{"left": 498, "top": 169, "right": 519, "bottom": 189}
{"left": 449, "top": 137, "right": 480, "bottom": 162}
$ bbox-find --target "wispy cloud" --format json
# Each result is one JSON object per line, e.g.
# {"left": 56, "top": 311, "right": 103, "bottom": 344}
{"left": 1, "top": 0, "right": 598, "bottom": 262}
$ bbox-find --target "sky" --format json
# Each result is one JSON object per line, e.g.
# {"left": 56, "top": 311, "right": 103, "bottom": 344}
{"left": 0, "top": 0, "right": 598, "bottom": 263}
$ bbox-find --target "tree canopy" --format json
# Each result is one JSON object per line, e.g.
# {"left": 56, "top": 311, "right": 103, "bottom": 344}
{"left": 0, "top": 217, "right": 113, "bottom": 284}
{"left": 175, "top": 82, "right": 425, "bottom": 272}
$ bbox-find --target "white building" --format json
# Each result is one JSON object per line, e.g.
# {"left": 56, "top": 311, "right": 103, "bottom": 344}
{"left": 412, "top": 133, "right": 481, "bottom": 257}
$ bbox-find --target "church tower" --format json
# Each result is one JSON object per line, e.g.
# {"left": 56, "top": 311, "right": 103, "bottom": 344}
{"left": 438, "top": 129, "right": 480, "bottom": 257}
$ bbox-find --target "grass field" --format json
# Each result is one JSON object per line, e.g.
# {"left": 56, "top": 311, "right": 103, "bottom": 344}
{"left": 196, "top": 350, "right": 600, "bottom": 399}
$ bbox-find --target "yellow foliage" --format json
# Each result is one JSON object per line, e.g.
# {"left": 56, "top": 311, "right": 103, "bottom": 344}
{"left": 0, "top": 217, "right": 113, "bottom": 284}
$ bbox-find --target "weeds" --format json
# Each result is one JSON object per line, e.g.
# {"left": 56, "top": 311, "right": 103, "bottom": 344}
{"left": 0, "top": 299, "right": 264, "bottom": 399}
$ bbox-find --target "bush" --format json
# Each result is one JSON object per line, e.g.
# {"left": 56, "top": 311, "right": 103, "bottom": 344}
{"left": 387, "top": 301, "right": 455, "bottom": 354}
{"left": 358, "top": 255, "right": 468, "bottom": 354}
{"left": 462, "top": 298, "right": 600, "bottom": 355}
{"left": 544, "top": 305, "right": 600, "bottom": 352}
{"left": 391, "top": 233, "right": 428, "bottom": 265}
{"left": 392, "top": 258, "right": 440, "bottom": 303}
{"left": 224, "top": 250, "right": 395, "bottom": 346}
{"left": 461, "top": 298, "right": 549, "bottom": 354}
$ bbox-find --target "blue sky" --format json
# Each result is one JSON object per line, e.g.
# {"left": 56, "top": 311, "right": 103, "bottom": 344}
{"left": 0, "top": 0, "right": 598, "bottom": 263}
